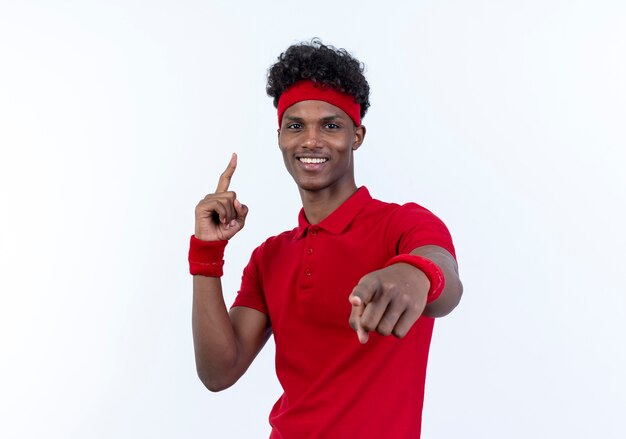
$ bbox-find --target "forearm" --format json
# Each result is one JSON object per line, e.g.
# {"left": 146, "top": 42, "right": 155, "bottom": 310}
{"left": 192, "top": 275, "right": 240, "bottom": 391}
{"left": 410, "top": 246, "right": 463, "bottom": 318}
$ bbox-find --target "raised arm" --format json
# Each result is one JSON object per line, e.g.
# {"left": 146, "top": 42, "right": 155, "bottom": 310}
{"left": 191, "top": 154, "right": 271, "bottom": 391}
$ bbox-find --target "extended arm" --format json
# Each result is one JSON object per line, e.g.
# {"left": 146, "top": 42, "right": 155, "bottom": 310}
{"left": 349, "top": 244, "right": 463, "bottom": 343}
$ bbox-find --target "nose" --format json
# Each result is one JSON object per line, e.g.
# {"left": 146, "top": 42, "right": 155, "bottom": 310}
{"left": 302, "top": 127, "right": 320, "bottom": 148}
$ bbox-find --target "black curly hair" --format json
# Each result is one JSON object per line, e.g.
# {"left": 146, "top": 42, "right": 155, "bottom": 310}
{"left": 266, "top": 38, "right": 370, "bottom": 119}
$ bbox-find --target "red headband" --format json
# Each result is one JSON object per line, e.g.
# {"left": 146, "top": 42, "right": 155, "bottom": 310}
{"left": 277, "top": 80, "right": 361, "bottom": 127}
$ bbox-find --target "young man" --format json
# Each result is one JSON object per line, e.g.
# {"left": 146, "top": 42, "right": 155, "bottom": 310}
{"left": 190, "top": 40, "right": 463, "bottom": 438}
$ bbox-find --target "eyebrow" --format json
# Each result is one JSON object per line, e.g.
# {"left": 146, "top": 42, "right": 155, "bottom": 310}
{"left": 284, "top": 116, "right": 304, "bottom": 122}
{"left": 284, "top": 114, "right": 344, "bottom": 122}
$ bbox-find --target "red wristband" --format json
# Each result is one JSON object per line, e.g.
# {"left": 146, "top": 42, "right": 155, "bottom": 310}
{"left": 188, "top": 235, "right": 228, "bottom": 277}
{"left": 384, "top": 254, "right": 445, "bottom": 304}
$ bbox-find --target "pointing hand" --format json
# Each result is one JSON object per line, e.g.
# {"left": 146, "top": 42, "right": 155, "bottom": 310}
{"left": 194, "top": 153, "right": 249, "bottom": 241}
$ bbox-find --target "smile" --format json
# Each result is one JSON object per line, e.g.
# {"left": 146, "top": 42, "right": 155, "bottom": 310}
{"left": 298, "top": 157, "right": 328, "bottom": 164}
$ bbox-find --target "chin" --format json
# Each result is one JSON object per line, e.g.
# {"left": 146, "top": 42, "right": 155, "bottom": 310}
{"left": 296, "top": 181, "right": 326, "bottom": 192}
{"left": 291, "top": 175, "right": 330, "bottom": 192}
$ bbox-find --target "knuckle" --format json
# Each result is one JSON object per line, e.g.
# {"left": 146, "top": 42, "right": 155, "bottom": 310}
{"left": 201, "top": 194, "right": 220, "bottom": 205}
{"left": 395, "top": 292, "right": 411, "bottom": 307}
{"left": 196, "top": 200, "right": 211, "bottom": 212}
{"left": 387, "top": 309, "right": 401, "bottom": 321}
{"left": 219, "top": 191, "right": 235, "bottom": 200}
{"left": 376, "top": 323, "right": 392, "bottom": 336}
{"left": 402, "top": 295, "right": 413, "bottom": 307}
{"left": 383, "top": 281, "right": 401, "bottom": 294}
{"left": 360, "top": 317, "right": 376, "bottom": 332}
{"left": 410, "top": 300, "right": 423, "bottom": 313}
{"left": 380, "top": 312, "right": 399, "bottom": 329}
{"left": 380, "top": 277, "right": 393, "bottom": 288}
{"left": 392, "top": 327, "right": 408, "bottom": 338}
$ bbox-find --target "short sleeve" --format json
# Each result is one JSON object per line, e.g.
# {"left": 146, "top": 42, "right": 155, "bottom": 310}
{"left": 385, "top": 203, "right": 456, "bottom": 259}
{"left": 231, "top": 244, "right": 269, "bottom": 314}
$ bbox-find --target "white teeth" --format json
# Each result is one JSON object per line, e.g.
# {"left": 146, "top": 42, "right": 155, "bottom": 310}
{"left": 299, "top": 157, "right": 327, "bottom": 164}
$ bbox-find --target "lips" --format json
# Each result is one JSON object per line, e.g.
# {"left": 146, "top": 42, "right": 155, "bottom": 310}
{"left": 294, "top": 155, "right": 329, "bottom": 173}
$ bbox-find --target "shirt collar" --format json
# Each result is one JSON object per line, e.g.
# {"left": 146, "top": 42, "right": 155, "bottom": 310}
{"left": 294, "top": 186, "right": 372, "bottom": 239}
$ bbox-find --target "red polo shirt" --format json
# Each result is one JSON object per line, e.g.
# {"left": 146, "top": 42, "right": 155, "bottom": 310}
{"left": 232, "top": 187, "right": 455, "bottom": 438}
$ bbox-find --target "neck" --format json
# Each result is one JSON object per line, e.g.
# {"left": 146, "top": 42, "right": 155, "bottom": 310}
{"left": 299, "top": 182, "right": 358, "bottom": 225}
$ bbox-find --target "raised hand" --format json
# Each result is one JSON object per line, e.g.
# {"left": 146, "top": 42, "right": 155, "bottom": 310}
{"left": 194, "top": 153, "right": 249, "bottom": 242}
{"left": 348, "top": 263, "right": 431, "bottom": 344}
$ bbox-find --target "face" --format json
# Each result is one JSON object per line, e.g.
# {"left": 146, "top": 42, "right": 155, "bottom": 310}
{"left": 278, "top": 100, "right": 366, "bottom": 196}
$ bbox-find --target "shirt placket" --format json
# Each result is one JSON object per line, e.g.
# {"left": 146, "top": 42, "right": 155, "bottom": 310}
{"left": 299, "top": 225, "right": 319, "bottom": 291}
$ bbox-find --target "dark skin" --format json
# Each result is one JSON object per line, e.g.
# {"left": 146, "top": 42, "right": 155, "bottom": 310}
{"left": 192, "top": 100, "right": 462, "bottom": 391}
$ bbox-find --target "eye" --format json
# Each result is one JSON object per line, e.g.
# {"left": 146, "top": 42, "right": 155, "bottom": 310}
{"left": 325, "top": 123, "right": 340, "bottom": 129}
{"left": 287, "top": 122, "right": 302, "bottom": 129}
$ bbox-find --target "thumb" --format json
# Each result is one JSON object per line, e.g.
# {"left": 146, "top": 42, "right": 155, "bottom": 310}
{"left": 234, "top": 198, "right": 249, "bottom": 222}
{"left": 234, "top": 198, "right": 248, "bottom": 217}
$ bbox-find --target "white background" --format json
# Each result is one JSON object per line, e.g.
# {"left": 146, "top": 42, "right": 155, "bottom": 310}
{"left": 1, "top": 1, "right": 625, "bottom": 437}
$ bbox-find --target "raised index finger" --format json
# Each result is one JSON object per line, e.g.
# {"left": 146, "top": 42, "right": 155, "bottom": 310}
{"left": 216, "top": 153, "right": 237, "bottom": 192}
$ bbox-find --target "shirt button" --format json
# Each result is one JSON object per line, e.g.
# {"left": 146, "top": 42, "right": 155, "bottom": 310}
{"left": 310, "top": 228, "right": 318, "bottom": 236}
{"left": 305, "top": 268, "right": 312, "bottom": 276}
{"left": 306, "top": 248, "right": 314, "bottom": 255}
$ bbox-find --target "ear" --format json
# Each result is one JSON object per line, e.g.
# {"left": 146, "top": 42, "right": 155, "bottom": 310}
{"left": 352, "top": 125, "right": 366, "bottom": 151}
